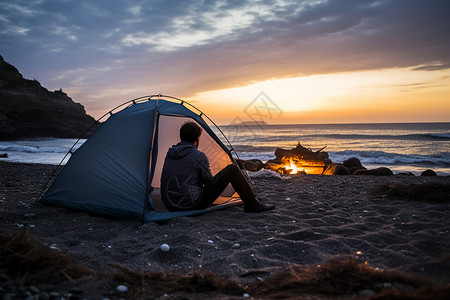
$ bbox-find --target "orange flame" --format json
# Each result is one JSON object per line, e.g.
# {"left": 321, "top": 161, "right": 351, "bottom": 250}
{"left": 284, "top": 157, "right": 303, "bottom": 174}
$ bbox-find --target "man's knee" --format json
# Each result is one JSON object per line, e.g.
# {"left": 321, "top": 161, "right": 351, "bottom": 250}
{"left": 224, "top": 164, "right": 239, "bottom": 175}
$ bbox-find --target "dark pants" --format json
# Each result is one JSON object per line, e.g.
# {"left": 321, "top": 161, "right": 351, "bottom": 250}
{"left": 191, "top": 164, "right": 259, "bottom": 210}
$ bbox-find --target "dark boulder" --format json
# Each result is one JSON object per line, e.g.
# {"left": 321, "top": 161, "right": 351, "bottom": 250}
{"left": 395, "top": 172, "right": 415, "bottom": 176}
{"left": 420, "top": 169, "right": 437, "bottom": 176}
{"left": 354, "top": 167, "right": 393, "bottom": 176}
{"left": 323, "top": 164, "right": 350, "bottom": 175}
{"left": 237, "top": 159, "right": 264, "bottom": 172}
{"left": 0, "top": 55, "right": 98, "bottom": 140}
{"left": 343, "top": 157, "right": 364, "bottom": 170}
{"left": 348, "top": 167, "right": 364, "bottom": 175}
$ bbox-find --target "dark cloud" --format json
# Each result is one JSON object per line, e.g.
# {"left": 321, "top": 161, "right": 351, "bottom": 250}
{"left": 1, "top": 0, "right": 449, "bottom": 115}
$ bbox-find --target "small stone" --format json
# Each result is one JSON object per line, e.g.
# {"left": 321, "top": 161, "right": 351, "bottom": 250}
{"left": 207, "top": 240, "right": 214, "bottom": 244}
{"left": 160, "top": 244, "right": 170, "bottom": 252}
{"left": 29, "top": 285, "right": 40, "bottom": 294}
{"left": 229, "top": 263, "right": 237, "bottom": 267}
{"left": 0, "top": 273, "right": 9, "bottom": 282}
{"left": 69, "top": 288, "right": 83, "bottom": 294}
{"left": 49, "top": 292, "right": 60, "bottom": 297}
{"left": 231, "top": 243, "right": 240, "bottom": 249}
{"left": 39, "top": 292, "right": 50, "bottom": 300}
{"left": 383, "top": 282, "right": 392, "bottom": 288}
{"left": 116, "top": 285, "right": 128, "bottom": 293}
{"left": 243, "top": 293, "right": 250, "bottom": 298}
{"left": 3, "top": 293, "right": 12, "bottom": 300}
{"left": 359, "top": 289, "right": 376, "bottom": 296}
{"left": 318, "top": 208, "right": 325, "bottom": 212}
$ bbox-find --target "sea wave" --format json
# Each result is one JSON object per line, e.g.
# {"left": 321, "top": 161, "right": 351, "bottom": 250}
{"left": 231, "top": 133, "right": 450, "bottom": 142}
{"left": 0, "top": 145, "right": 68, "bottom": 153}
{"left": 329, "top": 150, "right": 450, "bottom": 167}
{"left": 307, "top": 133, "right": 450, "bottom": 141}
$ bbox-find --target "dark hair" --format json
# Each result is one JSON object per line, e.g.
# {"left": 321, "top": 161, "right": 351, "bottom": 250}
{"left": 180, "top": 121, "right": 202, "bottom": 143}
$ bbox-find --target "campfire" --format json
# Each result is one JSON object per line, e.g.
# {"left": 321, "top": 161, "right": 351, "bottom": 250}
{"left": 280, "top": 156, "right": 325, "bottom": 175}
{"left": 282, "top": 157, "right": 304, "bottom": 175}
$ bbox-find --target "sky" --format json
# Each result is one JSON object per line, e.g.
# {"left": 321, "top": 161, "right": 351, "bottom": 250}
{"left": 0, "top": 0, "right": 449, "bottom": 124}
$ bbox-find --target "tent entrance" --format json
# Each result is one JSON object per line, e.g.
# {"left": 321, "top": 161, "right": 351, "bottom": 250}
{"left": 150, "top": 114, "right": 240, "bottom": 212}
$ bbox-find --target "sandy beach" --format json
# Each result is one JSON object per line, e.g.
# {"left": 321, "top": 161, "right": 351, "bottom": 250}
{"left": 1, "top": 161, "right": 450, "bottom": 299}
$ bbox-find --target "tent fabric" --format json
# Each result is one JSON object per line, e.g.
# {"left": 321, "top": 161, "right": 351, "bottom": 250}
{"left": 40, "top": 97, "right": 243, "bottom": 223}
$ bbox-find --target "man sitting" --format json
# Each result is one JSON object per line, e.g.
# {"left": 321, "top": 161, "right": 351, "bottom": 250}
{"left": 161, "top": 121, "right": 275, "bottom": 213}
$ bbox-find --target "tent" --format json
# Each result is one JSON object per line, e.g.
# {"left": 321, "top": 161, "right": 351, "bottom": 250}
{"left": 39, "top": 95, "right": 247, "bottom": 223}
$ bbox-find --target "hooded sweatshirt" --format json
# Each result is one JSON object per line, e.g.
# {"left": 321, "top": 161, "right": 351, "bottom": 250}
{"left": 160, "top": 141, "right": 213, "bottom": 210}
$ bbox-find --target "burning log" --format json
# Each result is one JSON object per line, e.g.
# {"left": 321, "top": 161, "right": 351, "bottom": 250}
{"left": 273, "top": 142, "right": 329, "bottom": 162}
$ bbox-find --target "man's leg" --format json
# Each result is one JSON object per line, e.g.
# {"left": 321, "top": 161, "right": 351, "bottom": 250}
{"left": 194, "top": 164, "right": 274, "bottom": 212}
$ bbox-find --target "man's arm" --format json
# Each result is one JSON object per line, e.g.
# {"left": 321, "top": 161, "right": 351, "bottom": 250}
{"left": 198, "top": 152, "right": 214, "bottom": 185}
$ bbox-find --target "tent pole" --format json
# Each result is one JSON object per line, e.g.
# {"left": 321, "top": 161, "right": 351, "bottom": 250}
{"left": 142, "top": 96, "right": 161, "bottom": 224}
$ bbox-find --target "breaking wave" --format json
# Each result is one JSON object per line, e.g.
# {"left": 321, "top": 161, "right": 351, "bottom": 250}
{"left": 329, "top": 150, "right": 450, "bottom": 167}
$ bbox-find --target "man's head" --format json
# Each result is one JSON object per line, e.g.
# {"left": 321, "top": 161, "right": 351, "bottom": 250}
{"left": 180, "top": 121, "right": 202, "bottom": 146}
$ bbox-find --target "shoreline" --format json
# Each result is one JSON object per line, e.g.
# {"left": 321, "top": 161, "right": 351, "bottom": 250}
{"left": 1, "top": 161, "right": 450, "bottom": 298}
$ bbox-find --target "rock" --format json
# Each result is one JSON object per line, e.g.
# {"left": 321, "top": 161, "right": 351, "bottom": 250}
{"left": 116, "top": 285, "right": 128, "bottom": 293}
{"left": 323, "top": 158, "right": 332, "bottom": 165}
{"left": 263, "top": 162, "right": 282, "bottom": 172}
{"left": 354, "top": 167, "right": 393, "bottom": 176}
{"left": 231, "top": 243, "right": 241, "bottom": 249}
{"left": 0, "top": 55, "right": 99, "bottom": 140}
{"left": 420, "top": 169, "right": 437, "bottom": 176}
{"left": 322, "top": 164, "right": 350, "bottom": 175}
{"left": 348, "top": 167, "right": 363, "bottom": 175}
{"left": 237, "top": 159, "right": 263, "bottom": 171}
{"left": 343, "top": 157, "right": 364, "bottom": 169}
{"left": 160, "top": 244, "right": 170, "bottom": 252}
{"left": 395, "top": 172, "right": 415, "bottom": 176}
{"left": 0, "top": 153, "right": 7, "bottom": 158}
{"left": 359, "top": 289, "right": 376, "bottom": 296}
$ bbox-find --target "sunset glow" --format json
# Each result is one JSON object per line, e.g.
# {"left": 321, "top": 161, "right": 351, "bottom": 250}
{"left": 0, "top": 0, "right": 449, "bottom": 123}
{"left": 193, "top": 67, "right": 450, "bottom": 124}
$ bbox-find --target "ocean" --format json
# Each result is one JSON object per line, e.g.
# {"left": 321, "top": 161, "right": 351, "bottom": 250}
{"left": 1, "top": 123, "right": 449, "bottom": 175}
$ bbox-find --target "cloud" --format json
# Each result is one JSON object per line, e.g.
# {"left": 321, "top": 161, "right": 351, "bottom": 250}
{"left": 1, "top": 0, "right": 449, "bottom": 116}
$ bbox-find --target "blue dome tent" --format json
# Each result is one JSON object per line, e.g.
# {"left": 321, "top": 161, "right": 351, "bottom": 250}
{"left": 39, "top": 95, "right": 247, "bottom": 223}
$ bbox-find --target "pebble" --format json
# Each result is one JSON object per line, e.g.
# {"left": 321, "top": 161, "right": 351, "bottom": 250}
{"left": 359, "top": 289, "right": 376, "bottom": 296}
{"left": 160, "top": 244, "right": 170, "bottom": 252}
{"left": 232, "top": 243, "right": 240, "bottom": 249}
{"left": 207, "top": 240, "right": 214, "bottom": 244}
{"left": 243, "top": 293, "right": 250, "bottom": 298}
{"left": 318, "top": 208, "right": 325, "bottom": 212}
{"left": 116, "top": 285, "right": 128, "bottom": 293}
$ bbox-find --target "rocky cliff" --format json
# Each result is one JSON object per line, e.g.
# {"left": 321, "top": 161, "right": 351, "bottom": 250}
{"left": 0, "top": 55, "right": 98, "bottom": 140}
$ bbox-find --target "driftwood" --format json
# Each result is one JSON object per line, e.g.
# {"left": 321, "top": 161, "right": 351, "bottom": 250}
{"left": 272, "top": 142, "right": 328, "bottom": 163}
